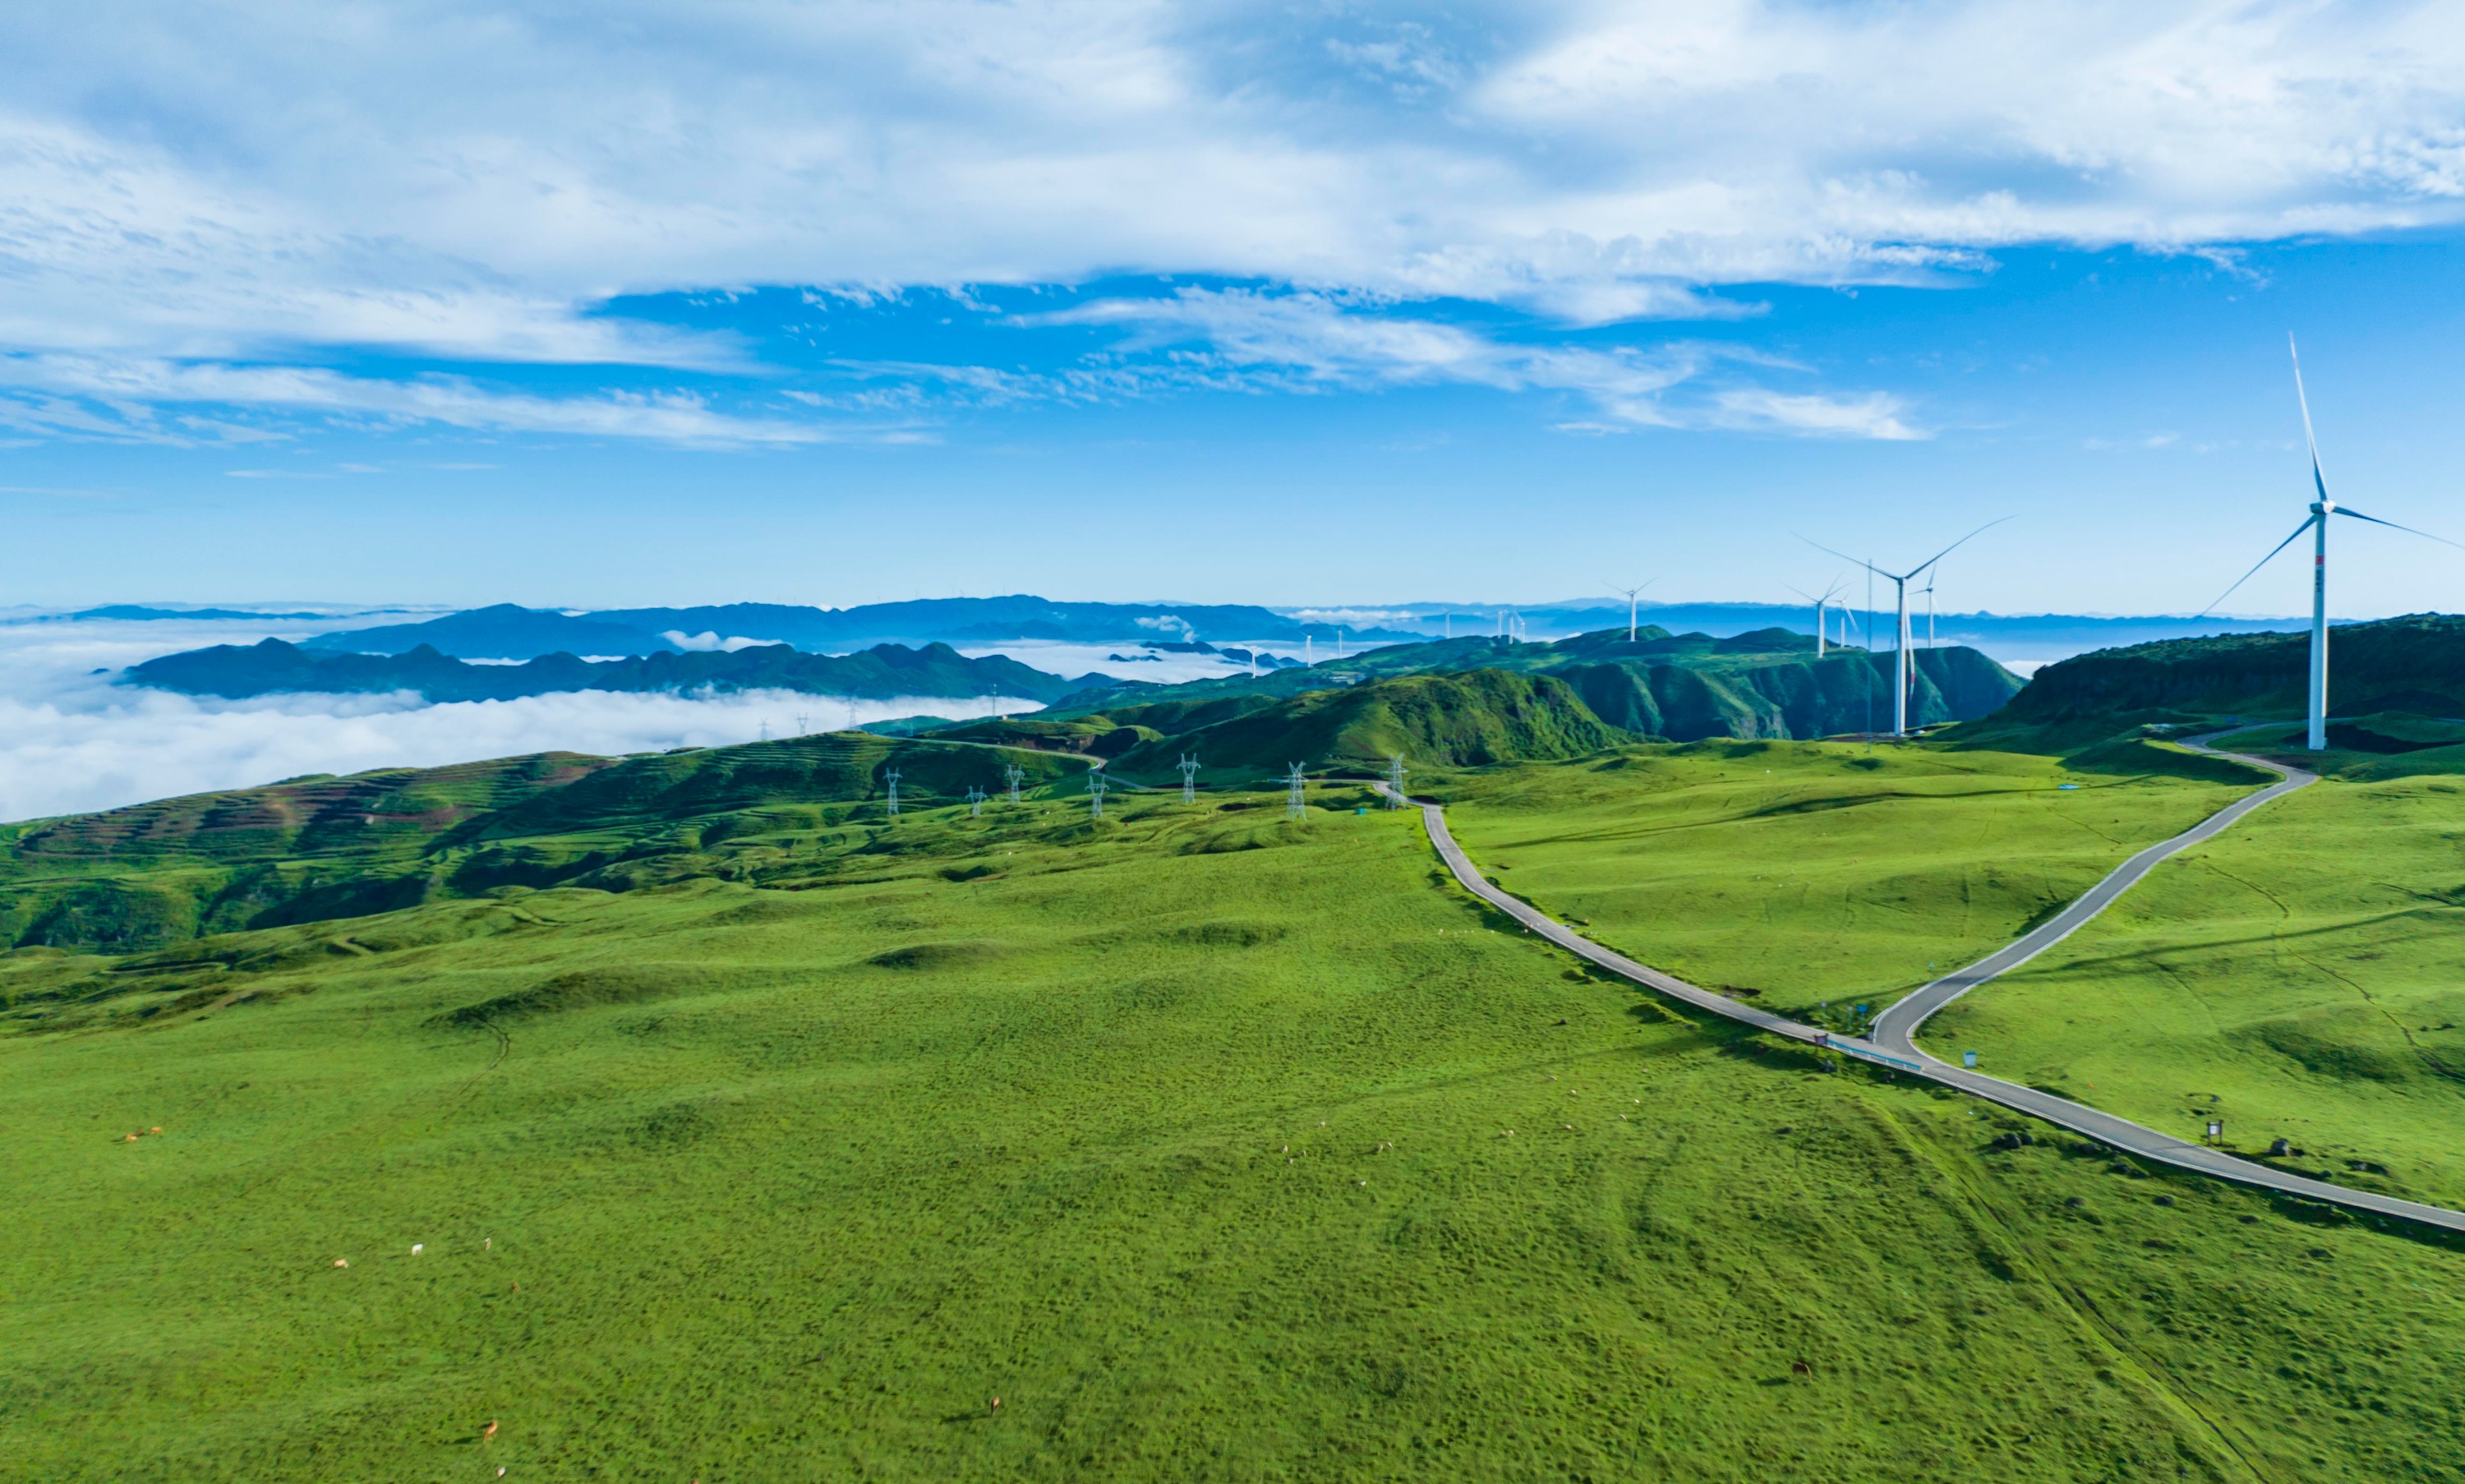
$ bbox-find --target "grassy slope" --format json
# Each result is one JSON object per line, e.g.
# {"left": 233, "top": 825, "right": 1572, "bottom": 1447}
{"left": 7, "top": 785, "right": 2460, "bottom": 1478}
{"left": 1931, "top": 769, "right": 2465, "bottom": 1210}
{"left": 1435, "top": 739, "right": 2251, "bottom": 1020}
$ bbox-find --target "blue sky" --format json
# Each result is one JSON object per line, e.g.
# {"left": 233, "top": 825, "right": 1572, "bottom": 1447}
{"left": 5, "top": 2, "right": 2465, "bottom": 618}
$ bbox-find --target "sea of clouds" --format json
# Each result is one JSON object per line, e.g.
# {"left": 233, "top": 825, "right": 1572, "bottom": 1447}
{"left": 0, "top": 618, "right": 1260, "bottom": 823}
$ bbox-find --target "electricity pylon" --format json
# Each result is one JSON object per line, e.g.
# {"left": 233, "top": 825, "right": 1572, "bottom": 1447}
{"left": 1003, "top": 763, "right": 1025, "bottom": 804}
{"left": 1178, "top": 754, "right": 1200, "bottom": 804}
{"left": 1285, "top": 763, "right": 1306, "bottom": 820}
{"left": 1385, "top": 754, "right": 1407, "bottom": 809}
{"left": 884, "top": 768, "right": 901, "bottom": 818}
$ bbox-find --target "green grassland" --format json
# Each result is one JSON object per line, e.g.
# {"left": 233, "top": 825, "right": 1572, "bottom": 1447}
{"left": 1430, "top": 737, "right": 2260, "bottom": 1023}
{"left": 1929, "top": 766, "right": 2465, "bottom": 1211}
{"left": 7, "top": 742, "right": 2463, "bottom": 1478}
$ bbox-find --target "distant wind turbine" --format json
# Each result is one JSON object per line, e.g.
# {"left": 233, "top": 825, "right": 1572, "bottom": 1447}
{"left": 1606, "top": 578, "right": 1656, "bottom": 642}
{"left": 2199, "top": 335, "right": 2463, "bottom": 750}
{"left": 1803, "top": 518, "right": 2011, "bottom": 738}
{"left": 1784, "top": 578, "right": 1846, "bottom": 658}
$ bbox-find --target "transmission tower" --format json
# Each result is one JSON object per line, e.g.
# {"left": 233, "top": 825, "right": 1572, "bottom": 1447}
{"left": 1385, "top": 753, "right": 1407, "bottom": 809}
{"left": 1088, "top": 767, "right": 1108, "bottom": 820}
{"left": 966, "top": 785, "right": 987, "bottom": 818}
{"left": 1285, "top": 762, "right": 1306, "bottom": 820}
{"left": 795, "top": 712, "right": 809, "bottom": 735}
{"left": 884, "top": 767, "right": 901, "bottom": 818}
{"left": 1003, "top": 763, "right": 1025, "bottom": 804}
{"left": 1177, "top": 753, "right": 1200, "bottom": 804}
{"left": 759, "top": 717, "right": 771, "bottom": 743}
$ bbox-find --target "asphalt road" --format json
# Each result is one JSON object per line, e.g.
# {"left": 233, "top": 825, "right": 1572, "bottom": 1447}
{"left": 1378, "top": 752, "right": 2465, "bottom": 1236}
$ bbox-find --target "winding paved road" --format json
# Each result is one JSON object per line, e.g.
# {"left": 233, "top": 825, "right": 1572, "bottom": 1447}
{"left": 1379, "top": 746, "right": 2465, "bottom": 1235}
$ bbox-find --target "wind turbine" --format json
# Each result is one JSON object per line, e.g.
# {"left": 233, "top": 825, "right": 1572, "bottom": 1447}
{"left": 2200, "top": 335, "right": 2462, "bottom": 749}
{"left": 1803, "top": 519, "right": 2011, "bottom": 737}
{"left": 1606, "top": 578, "right": 1655, "bottom": 642}
{"left": 1784, "top": 578, "right": 1846, "bottom": 657}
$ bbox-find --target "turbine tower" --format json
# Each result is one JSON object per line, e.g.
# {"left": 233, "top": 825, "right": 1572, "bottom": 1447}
{"left": 1784, "top": 578, "right": 1846, "bottom": 658}
{"left": 1804, "top": 520, "right": 2010, "bottom": 738}
{"left": 2199, "top": 335, "right": 2462, "bottom": 749}
{"left": 1285, "top": 763, "right": 1307, "bottom": 819}
{"left": 1178, "top": 753, "right": 1200, "bottom": 804}
{"left": 1606, "top": 578, "right": 1655, "bottom": 642}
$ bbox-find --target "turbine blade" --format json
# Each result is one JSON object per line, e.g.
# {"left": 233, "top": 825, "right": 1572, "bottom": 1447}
{"left": 1799, "top": 534, "right": 1885, "bottom": 576}
{"left": 2290, "top": 334, "right": 2330, "bottom": 505}
{"left": 2195, "top": 516, "right": 2317, "bottom": 619}
{"left": 1904, "top": 515, "right": 2014, "bottom": 581}
{"left": 2330, "top": 506, "right": 2465, "bottom": 550}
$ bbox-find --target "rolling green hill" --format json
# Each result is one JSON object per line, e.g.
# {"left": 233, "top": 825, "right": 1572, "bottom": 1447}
{"left": 2003, "top": 612, "right": 2465, "bottom": 722}
{"left": 1112, "top": 669, "right": 1628, "bottom": 777}
{"left": 5, "top": 742, "right": 2461, "bottom": 1480}
{"left": 1057, "top": 626, "right": 2022, "bottom": 744}
{"left": 0, "top": 735, "right": 1086, "bottom": 953}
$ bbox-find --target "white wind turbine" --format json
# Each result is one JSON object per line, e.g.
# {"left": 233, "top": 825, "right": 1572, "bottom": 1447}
{"left": 1803, "top": 519, "right": 2011, "bottom": 738}
{"left": 1606, "top": 578, "right": 1656, "bottom": 642}
{"left": 2199, "top": 335, "right": 2462, "bottom": 750}
{"left": 1784, "top": 578, "right": 1847, "bottom": 658}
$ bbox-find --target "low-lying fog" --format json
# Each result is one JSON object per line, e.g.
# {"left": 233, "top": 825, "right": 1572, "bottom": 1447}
{"left": 0, "top": 620, "right": 1259, "bottom": 823}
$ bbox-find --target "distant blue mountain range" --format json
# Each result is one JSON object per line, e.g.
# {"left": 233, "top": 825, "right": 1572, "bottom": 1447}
{"left": 19, "top": 595, "right": 2320, "bottom": 666}
{"left": 294, "top": 598, "right": 1425, "bottom": 661}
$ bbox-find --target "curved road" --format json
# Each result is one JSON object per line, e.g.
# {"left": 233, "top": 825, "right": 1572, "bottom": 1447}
{"left": 1378, "top": 748, "right": 2465, "bottom": 1235}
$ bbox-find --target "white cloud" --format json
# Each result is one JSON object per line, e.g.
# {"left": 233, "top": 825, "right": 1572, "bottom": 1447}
{"left": 1021, "top": 287, "right": 1921, "bottom": 436}
{"left": 0, "top": 355, "right": 911, "bottom": 447}
{"left": 0, "top": 2, "right": 2461, "bottom": 431}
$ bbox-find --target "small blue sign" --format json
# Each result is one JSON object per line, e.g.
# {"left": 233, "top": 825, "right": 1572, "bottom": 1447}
{"left": 1962, "top": 1050, "right": 1979, "bottom": 1069}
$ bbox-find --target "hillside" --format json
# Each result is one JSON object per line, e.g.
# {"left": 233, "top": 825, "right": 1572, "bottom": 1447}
{"left": 1113, "top": 670, "right": 1628, "bottom": 777}
{"left": 4, "top": 733, "right": 2458, "bottom": 1480}
{"left": 1058, "top": 627, "right": 2024, "bottom": 744}
{"left": 2002, "top": 613, "right": 2465, "bottom": 721}
{"left": 0, "top": 734, "right": 1085, "bottom": 952}
{"left": 126, "top": 638, "right": 1084, "bottom": 704}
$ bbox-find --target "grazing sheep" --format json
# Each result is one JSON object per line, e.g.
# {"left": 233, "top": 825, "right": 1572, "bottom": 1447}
{"left": 333, "top": 1259, "right": 348, "bottom": 1268}
{"left": 411, "top": 1244, "right": 423, "bottom": 1256}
